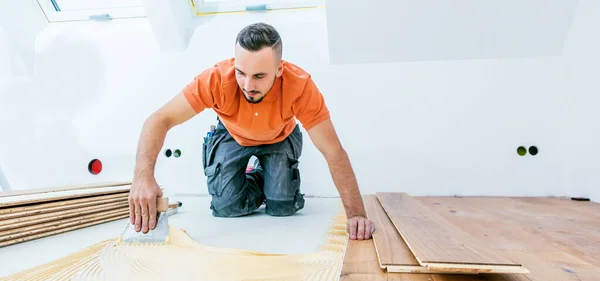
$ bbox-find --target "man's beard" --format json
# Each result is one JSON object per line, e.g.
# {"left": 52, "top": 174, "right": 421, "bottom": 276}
{"left": 242, "top": 77, "right": 276, "bottom": 104}
{"left": 243, "top": 91, "right": 265, "bottom": 104}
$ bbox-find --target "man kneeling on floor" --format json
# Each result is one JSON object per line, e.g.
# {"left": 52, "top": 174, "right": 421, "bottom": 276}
{"left": 128, "top": 22, "right": 374, "bottom": 240}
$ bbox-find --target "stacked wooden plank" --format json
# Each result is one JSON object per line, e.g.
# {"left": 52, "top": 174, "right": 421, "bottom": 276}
{"left": 364, "top": 193, "right": 530, "bottom": 275}
{"left": 0, "top": 181, "right": 131, "bottom": 247}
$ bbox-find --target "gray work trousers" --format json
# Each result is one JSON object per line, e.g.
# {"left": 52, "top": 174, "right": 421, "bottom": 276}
{"left": 202, "top": 120, "right": 305, "bottom": 217}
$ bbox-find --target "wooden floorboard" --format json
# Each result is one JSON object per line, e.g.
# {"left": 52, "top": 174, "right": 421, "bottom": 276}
{"left": 417, "top": 196, "right": 600, "bottom": 281}
{"left": 341, "top": 195, "right": 600, "bottom": 281}
{"left": 0, "top": 187, "right": 130, "bottom": 208}
{"left": 340, "top": 237, "right": 433, "bottom": 281}
{"left": 363, "top": 195, "right": 421, "bottom": 266}
{"left": 0, "top": 181, "right": 131, "bottom": 198}
{"left": 376, "top": 193, "right": 524, "bottom": 271}
{"left": 365, "top": 195, "right": 491, "bottom": 274}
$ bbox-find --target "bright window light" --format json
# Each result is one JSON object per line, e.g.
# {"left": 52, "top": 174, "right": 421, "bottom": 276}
{"left": 191, "top": 0, "right": 324, "bottom": 15}
{"left": 53, "top": 0, "right": 144, "bottom": 11}
{"left": 37, "top": 0, "right": 146, "bottom": 22}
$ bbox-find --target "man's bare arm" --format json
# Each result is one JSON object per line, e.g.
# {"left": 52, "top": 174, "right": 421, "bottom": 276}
{"left": 134, "top": 92, "right": 197, "bottom": 179}
{"left": 307, "top": 119, "right": 374, "bottom": 240}
{"left": 130, "top": 92, "right": 197, "bottom": 233}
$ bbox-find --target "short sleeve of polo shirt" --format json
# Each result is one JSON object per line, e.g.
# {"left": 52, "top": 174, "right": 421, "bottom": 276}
{"left": 181, "top": 67, "right": 220, "bottom": 114}
{"left": 293, "top": 77, "right": 331, "bottom": 131}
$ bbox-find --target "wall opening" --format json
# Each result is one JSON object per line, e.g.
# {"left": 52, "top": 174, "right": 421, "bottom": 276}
{"left": 529, "top": 146, "right": 538, "bottom": 156}
{"left": 88, "top": 159, "right": 102, "bottom": 175}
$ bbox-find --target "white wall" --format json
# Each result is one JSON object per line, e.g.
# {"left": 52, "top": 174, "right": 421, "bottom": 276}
{"left": 325, "top": 0, "right": 578, "bottom": 64}
{"left": 0, "top": 26, "right": 12, "bottom": 76}
{"left": 0, "top": 0, "right": 47, "bottom": 76}
{"left": 0, "top": 5, "right": 595, "bottom": 200}
{"left": 560, "top": 0, "right": 600, "bottom": 202}
{"left": 1, "top": 25, "right": 15, "bottom": 191}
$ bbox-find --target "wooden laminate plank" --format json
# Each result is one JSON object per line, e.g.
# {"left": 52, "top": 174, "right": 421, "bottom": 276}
{"left": 0, "top": 181, "right": 131, "bottom": 198}
{"left": 500, "top": 251, "right": 600, "bottom": 281}
{"left": 0, "top": 192, "right": 129, "bottom": 215}
{"left": 0, "top": 213, "right": 129, "bottom": 247}
{"left": 0, "top": 195, "right": 128, "bottom": 221}
{"left": 421, "top": 196, "right": 600, "bottom": 266}
{"left": 431, "top": 273, "right": 529, "bottom": 281}
{"left": 365, "top": 194, "right": 499, "bottom": 274}
{"left": 0, "top": 201, "right": 129, "bottom": 232}
{"left": 418, "top": 196, "right": 600, "bottom": 281}
{"left": 417, "top": 197, "right": 560, "bottom": 253}
{"left": 0, "top": 207, "right": 129, "bottom": 242}
{"left": 497, "top": 197, "right": 600, "bottom": 266}
{"left": 375, "top": 192, "right": 526, "bottom": 274}
{"left": 0, "top": 186, "right": 130, "bottom": 208}
{"left": 340, "top": 238, "right": 432, "bottom": 281}
{"left": 364, "top": 195, "right": 471, "bottom": 274}
{"left": 340, "top": 239, "right": 388, "bottom": 281}
{"left": 363, "top": 195, "right": 419, "bottom": 266}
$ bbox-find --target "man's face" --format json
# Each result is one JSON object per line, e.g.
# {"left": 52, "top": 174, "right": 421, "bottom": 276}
{"left": 234, "top": 43, "right": 283, "bottom": 104}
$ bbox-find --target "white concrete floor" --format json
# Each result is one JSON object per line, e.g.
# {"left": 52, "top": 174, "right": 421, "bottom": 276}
{"left": 0, "top": 197, "right": 344, "bottom": 278}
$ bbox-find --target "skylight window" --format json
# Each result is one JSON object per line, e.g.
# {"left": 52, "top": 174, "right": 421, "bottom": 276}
{"left": 52, "top": 0, "right": 144, "bottom": 11}
{"left": 36, "top": 0, "right": 323, "bottom": 22}
{"left": 37, "top": 0, "right": 146, "bottom": 22}
{"left": 191, "top": 0, "right": 324, "bottom": 15}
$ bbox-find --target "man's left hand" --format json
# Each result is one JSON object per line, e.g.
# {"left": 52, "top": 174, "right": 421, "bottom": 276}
{"left": 347, "top": 216, "right": 375, "bottom": 240}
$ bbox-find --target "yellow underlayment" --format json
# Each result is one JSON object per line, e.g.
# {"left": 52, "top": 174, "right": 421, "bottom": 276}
{"left": 1, "top": 206, "right": 349, "bottom": 281}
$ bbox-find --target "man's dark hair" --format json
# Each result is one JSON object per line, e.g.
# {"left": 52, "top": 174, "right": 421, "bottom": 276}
{"left": 236, "top": 22, "right": 282, "bottom": 61}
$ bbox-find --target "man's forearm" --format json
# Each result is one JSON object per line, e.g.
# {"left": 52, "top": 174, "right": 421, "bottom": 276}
{"left": 325, "top": 147, "right": 366, "bottom": 218}
{"left": 134, "top": 115, "right": 169, "bottom": 180}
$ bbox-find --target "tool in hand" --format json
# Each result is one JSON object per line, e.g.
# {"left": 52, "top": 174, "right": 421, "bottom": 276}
{"left": 119, "top": 197, "right": 176, "bottom": 244}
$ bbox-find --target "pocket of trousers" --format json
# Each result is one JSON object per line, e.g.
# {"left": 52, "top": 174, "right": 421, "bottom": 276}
{"left": 205, "top": 156, "right": 225, "bottom": 196}
{"left": 203, "top": 133, "right": 226, "bottom": 170}
{"left": 285, "top": 150, "right": 301, "bottom": 183}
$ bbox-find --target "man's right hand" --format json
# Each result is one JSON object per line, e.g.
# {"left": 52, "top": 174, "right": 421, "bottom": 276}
{"left": 128, "top": 177, "right": 163, "bottom": 234}
{"left": 128, "top": 92, "right": 196, "bottom": 233}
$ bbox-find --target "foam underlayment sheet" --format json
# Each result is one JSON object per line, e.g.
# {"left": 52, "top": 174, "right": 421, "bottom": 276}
{"left": 1, "top": 209, "right": 349, "bottom": 280}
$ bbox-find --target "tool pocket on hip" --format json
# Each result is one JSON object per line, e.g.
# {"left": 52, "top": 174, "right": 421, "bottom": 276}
{"left": 202, "top": 133, "right": 226, "bottom": 170}
{"left": 286, "top": 150, "right": 301, "bottom": 184}
{"left": 205, "top": 156, "right": 225, "bottom": 196}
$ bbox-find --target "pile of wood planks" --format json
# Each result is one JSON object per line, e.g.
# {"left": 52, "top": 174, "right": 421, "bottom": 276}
{"left": 0, "top": 181, "right": 131, "bottom": 247}
{"left": 364, "top": 192, "right": 530, "bottom": 275}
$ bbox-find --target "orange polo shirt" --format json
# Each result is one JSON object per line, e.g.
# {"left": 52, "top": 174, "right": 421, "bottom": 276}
{"left": 182, "top": 58, "right": 330, "bottom": 147}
